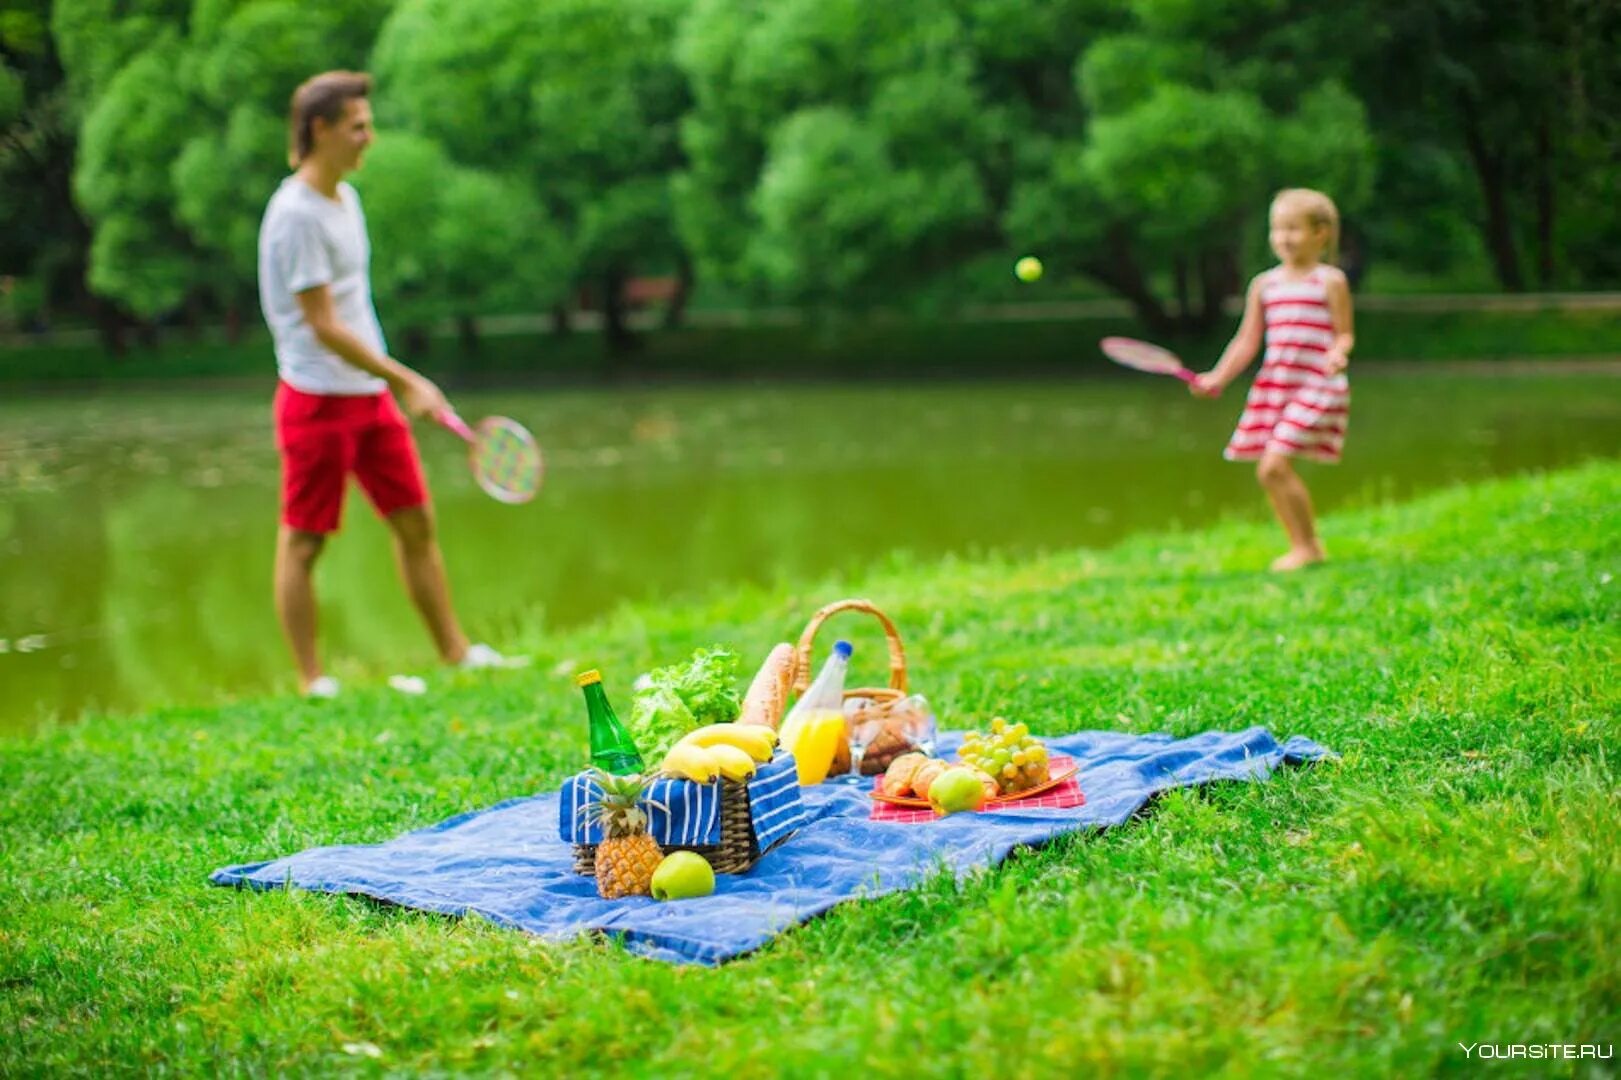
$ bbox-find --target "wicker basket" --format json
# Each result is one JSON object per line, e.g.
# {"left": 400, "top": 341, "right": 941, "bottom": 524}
{"left": 792, "top": 598, "right": 929, "bottom": 776}
{"left": 572, "top": 776, "right": 782, "bottom": 877}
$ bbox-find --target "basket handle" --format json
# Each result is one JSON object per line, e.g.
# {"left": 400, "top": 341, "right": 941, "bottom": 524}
{"left": 792, "top": 598, "right": 908, "bottom": 695}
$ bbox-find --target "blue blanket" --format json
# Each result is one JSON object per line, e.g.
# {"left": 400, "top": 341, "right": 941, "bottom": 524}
{"left": 211, "top": 726, "right": 1333, "bottom": 965}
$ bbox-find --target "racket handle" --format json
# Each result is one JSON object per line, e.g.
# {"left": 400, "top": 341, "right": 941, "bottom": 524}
{"left": 1177, "top": 368, "right": 1222, "bottom": 397}
{"left": 436, "top": 408, "right": 476, "bottom": 443}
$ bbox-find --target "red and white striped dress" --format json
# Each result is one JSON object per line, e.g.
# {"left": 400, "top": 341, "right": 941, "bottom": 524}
{"left": 1224, "top": 268, "right": 1350, "bottom": 463}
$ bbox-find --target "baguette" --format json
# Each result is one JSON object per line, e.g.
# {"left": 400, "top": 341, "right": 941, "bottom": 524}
{"left": 738, "top": 642, "right": 795, "bottom": 729}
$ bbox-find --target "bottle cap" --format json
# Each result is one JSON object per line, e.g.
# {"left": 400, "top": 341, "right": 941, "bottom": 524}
{"left": 833, "top": 640, "right": 853, "bottom": 659}
{"left": 575, "top": 669, "right": 602, "bottom": 687}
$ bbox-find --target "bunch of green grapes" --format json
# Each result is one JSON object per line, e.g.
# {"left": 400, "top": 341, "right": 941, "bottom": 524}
{"left": 958, "top": 717, "right": 1049, "bottom": 794}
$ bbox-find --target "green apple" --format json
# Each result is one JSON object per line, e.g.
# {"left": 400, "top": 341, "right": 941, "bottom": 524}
{"left": 650, "top": 851, "right": 716, "bottom": 901}
{"left": 929, "top": 766, "right": 988, "bottom": 815}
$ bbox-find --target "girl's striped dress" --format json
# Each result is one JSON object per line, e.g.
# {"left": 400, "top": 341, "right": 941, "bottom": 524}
{"left": 1224, "top": 268, "right": 1350, "bottom": 463}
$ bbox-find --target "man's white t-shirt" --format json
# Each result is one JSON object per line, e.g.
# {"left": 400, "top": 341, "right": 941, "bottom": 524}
{"left": 257, "top": 176, "right": 389, "bottom": 396}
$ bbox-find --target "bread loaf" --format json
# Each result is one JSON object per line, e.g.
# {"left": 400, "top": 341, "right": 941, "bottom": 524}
{"left": 738, "top": 643, "right": 794, "bottom": 729}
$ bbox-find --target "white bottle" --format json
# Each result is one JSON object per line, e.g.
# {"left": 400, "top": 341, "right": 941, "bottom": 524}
{"left": 778, "top": 640, "right": 852, "bottom": 753}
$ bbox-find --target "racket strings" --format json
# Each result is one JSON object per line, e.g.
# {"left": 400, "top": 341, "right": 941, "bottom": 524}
{"left": 1101, "top": 337, "right": 1182, "bottom": 374}
{"left": 473, "top": 423, "right": 541, "bottom": 501}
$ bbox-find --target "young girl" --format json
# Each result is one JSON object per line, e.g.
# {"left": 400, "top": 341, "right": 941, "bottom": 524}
{"left": 1192, "top": 188, "right": 1353, "bottom": 571}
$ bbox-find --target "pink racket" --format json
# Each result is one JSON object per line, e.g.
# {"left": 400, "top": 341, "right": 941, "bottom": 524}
{"left": 1099, "top": 336, "right": 1205, "bottom": 390}
{"left": 435, "top": 409, "right": 543, "bottom": 504}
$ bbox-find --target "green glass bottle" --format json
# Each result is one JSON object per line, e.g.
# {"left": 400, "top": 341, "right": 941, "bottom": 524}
{"left": 576, "top": 670, "right": 646, "bottom": 775}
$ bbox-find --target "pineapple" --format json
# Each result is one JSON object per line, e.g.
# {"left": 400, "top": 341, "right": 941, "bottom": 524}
{"left": 586, "top": 770, "right": 664, "bottom": 899}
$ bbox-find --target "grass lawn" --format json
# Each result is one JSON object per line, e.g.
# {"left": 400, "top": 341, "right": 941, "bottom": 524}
{"left": 1, "top": 461, "right": 1617, "bottom": 1075}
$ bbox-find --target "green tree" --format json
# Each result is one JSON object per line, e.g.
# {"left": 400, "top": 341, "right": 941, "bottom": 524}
{"left": 354, "top": 131, "right": 572, "bottom": 354}
{"left": 373, "top": 0, "right": 691, "bottom": 353}
{"left": 1348, "top": 0, "right": 1621, "bottom": 290}
{"left": 50, "top": 0, "right": 189, "bottom": 105}
{"left": 675, "top": 0, "right": 1005, "bottom": 308}
{"left": 675, "top": 0, "right": 1375, "bottom": 332}
{"left": 71, "top": 34, "right": 202, "bottom": 319}
{"left": 1, "top": 1, "right": 113, "bottom": 341}
{"left": 59, "top": 0, "right": 398, "bottom": 327}
{"left": 54, "top": 0, "right": 207, "bottom": 324}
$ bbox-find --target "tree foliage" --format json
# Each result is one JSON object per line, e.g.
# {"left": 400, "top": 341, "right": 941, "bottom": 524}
{"left": 374, "top": 0, "right": 689, "bottom": 347}
{"left": 4, "top": 0, "right": 1616, "bottom": 346}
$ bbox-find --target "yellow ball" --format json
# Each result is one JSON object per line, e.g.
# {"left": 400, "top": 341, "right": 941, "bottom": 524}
{"left": 1014, "top": 256, "right": 1043, "bottom": 283}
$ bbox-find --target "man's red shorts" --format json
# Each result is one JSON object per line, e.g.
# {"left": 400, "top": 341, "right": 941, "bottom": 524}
{"left": 274, "top": 382, "right": 428, "bottom": 534}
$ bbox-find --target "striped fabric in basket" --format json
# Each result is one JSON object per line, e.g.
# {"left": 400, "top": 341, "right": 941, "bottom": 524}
{"left": 557, "top": 752, "right": 805, "bottom": 852}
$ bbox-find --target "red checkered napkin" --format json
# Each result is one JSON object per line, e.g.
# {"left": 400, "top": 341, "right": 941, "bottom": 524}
{"left": 868, "top": 755, "right": 1084, "bottom": 824}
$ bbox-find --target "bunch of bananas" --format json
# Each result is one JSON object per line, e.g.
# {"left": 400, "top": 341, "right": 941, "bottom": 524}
{"left": 659, "top": 724, "right": 779, "bottom": 782}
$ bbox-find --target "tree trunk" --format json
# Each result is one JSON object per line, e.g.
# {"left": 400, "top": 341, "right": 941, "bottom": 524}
{"left": 92, "top": 297, "right": 128, "bottom": 357}
{"left": 550, "top": 303, "right": 571, "bottom": 336}
{"left": 1535, "top": 121, "right": 1555, "bottom": 287}
{"left": 457, "top": 314, "right": 480, "bottom": 355}
{"left": 1172, "top": 255, "right": 1190, "bottom": 321}
{"left": 1084, "top": 226, "right": 1173, "bottom": 336}
{"left": 663, "top": 252, "right": 694, "bottom": 331}
{"left": 183, "top": 292, "right": 204, "bottom": 339}
{"left": 404, "top": 325, "right": 431, "bottom": 358}
{"left": 1196, "top": 248, "right": 1239, "bottom": 326}
{"left": 601, "top": 266, "right": 639, "bottom": 354}
{"left": 1459, "top": 95, "right": 1525, "bottom": 291}
{"left": 224, "top": 302, "right": 243, "bottom": 345}
{"left": 1339, "top": 222, "right": 1368, "bottom": 292}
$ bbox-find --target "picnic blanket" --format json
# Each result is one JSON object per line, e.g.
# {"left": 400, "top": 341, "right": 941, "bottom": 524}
{"left": 211, "top": 726, "right": 1333, "bottom": 966}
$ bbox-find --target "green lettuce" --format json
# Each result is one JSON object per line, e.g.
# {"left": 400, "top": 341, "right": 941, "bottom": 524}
{"left": 628, "top": 647, "right": 742, "bottom": 760}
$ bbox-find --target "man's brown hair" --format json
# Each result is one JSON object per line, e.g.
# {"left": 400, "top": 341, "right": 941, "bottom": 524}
{"left": 287, "top": 71, "right": 372, "bottom": 168}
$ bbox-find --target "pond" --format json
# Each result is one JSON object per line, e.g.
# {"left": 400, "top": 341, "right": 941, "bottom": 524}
{"left": 1, "top": 369, "right": 1616, "bottom": 730}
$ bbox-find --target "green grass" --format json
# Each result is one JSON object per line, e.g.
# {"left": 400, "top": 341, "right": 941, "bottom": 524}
{"left": 2, "top": 462, "right": 1617, "bottom": 1075}
{"left": 4, "top": 305, "right": 1621, "bottom": 387}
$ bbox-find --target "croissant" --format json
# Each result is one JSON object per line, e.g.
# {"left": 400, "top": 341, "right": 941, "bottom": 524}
{"left": 910, "top": 759, "right": 949, "bottom": 802}
{"left": 881, "top": 752, "right": 929, "bottom": 796}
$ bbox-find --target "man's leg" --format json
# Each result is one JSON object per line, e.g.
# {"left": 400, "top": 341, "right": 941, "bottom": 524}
{"left": 384, "top": 504, "right": 470, "bottom": 664}
{"left": 274, "top": 526, "right": 327, "bottom": 690}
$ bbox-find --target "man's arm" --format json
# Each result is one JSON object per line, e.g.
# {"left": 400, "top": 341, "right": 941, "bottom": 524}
{"left": 294, "top": 285, "right": 448, "bottom": 417}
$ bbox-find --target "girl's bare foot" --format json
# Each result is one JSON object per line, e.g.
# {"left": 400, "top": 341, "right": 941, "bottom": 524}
{"left": 1270, "top": 545, "right": 1326, "bottom": 572}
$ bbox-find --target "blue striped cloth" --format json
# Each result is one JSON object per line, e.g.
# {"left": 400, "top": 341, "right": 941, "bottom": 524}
{"left": 557, "top": 753, "right": 805, "bottom": 852}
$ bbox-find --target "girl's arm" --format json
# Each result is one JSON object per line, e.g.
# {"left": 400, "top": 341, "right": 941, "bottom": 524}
{"left": 1323, "top": 269, "right": 1354, "bottom": 374}
{"left": 1192, "top": 275, "right": 1265, "bottom": 396}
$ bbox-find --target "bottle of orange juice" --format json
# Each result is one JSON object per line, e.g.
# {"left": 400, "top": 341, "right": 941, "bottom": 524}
{"left": 789, "top": 710, "right": 847, "bottom": 785}
{"left": 779, "top": 640, "right": 852, "bottom": 786}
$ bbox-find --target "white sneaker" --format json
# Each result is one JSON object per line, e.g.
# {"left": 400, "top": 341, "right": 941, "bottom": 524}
{"left": 388, "top": 674, "right": 428, "bottom": 696}
{"left": 305, "top": 675, "right": 341, "bottom": 699}
{"left": 459, "top": 643, "right": 528, "bottom": 671}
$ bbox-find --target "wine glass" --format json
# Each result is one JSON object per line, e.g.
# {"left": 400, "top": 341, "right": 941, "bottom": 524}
{"left": 903, "top": 700, "right": 937, "bottom": 757}
{"left": 847, "top": 716, "right": 885, "bottom": 779}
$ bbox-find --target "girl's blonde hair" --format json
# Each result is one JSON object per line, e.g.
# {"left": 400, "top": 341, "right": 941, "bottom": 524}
{"left": 1271, "top": 188, "right": 1340, "bottom": 265}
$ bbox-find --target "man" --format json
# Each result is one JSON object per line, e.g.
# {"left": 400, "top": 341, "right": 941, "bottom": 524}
{"left": 259, "top": 70, "right": 510, "bottom": 698}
